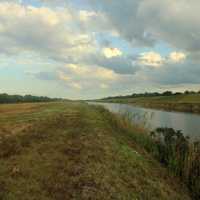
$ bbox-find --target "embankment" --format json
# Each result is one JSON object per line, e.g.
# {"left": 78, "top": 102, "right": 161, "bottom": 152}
{"left": 0, "top": 102, "right": 191, "bottom": 199}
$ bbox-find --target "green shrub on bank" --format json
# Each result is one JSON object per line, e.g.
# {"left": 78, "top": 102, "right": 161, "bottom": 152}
{"left": 149, "top": 128, "right": 200, "bottom": 199}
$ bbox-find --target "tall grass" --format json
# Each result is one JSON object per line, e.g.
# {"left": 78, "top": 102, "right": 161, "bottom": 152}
{"left": 150, "top": 128, "right": 200, "bottom": 199}
{"left": 119, "top": 108, "right": 154, "bottom": 129}
{"left": 108, "top": 109, "right": 200, "bottom": 199}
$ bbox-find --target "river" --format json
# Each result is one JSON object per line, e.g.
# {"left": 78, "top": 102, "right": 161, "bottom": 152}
{"left": 89, "top": 102, "right": 200, "bottom": 139}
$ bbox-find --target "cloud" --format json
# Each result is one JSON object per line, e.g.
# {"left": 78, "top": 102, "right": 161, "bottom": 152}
{"left": 136, "top": 51, "right": 186, "bottom": 68}
{"left": 102, "top": 47, "right": 122, "bottom": 58}
{"left": 169, "top": 52, "right": 186, "bottom": 63}
{"left": 63, "top": 63, "right": 118, "bottom": 81}
{"left": 136, "top": 60, "right": 200, "bottom": 86}
{"left": 69, "top": 82, "right": 82, "bottom": 90}
{"left": 65, "top": 63, "right": 89, "bottom": 75}
{"left": 138, "top": 51, "right": 164, "bottom": 68}
{"left": 58, "top": 71, "right": 71, "bottom": 82}
{"left": 90, "top": 0, "right": 200, "bottom": 55}
{"left": 100, "top": 83, "right": 109, "bottom": 89}
{"left": 138, "top": 0, "right": 200, "bottom": 53}
{"left": 79, "top": 10, "right": 97, "bottom": 22}
{"left": 33, "top": 71, "right": 58, "bottom": 81}
{"left": 1, "top": 0, "right": 200, "bottom": 98}
{"left": 0, "top": 2, "right": 136, "bottom": 76}
{"left": 0, "top": 2, "right": 95, "bottom": 61}
{"left": 33, "top": 63, "right": 119, "bottom": 92}
{"left": 89, "top": 0, "right": 156, "bottom": 46}
{"left": 82, "top": 50, "right": 138, "bottom": 75}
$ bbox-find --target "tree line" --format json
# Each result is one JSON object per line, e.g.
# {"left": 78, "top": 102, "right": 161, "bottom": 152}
{"left": 102, "top": 90, "right": 200, "bottom": 100}
{"left": 0, "top": 93, "right": 64, "bottom": 104}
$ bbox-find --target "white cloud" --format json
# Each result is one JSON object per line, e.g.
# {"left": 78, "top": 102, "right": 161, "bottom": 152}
{"left": 169, "top": 52, "right": 186, "bottom": 63}
{"left": 103, "top": 47, "right": 122, "bottom": 58}
{"left": 0, "top": 2, "right": 95, "bottom": 61}
{"left": 63, "top": 63, "right": 118, "bottom": 81}
{"left": 137, "top": 51, "right": 187, "bottom": 68}
{"left": 138, "top": 51, "right": 164, "bottom": 68}
{"left": 95, "top": 67, "right": 118, "bottom": 80}
{"left": 31, "top": 63, "right": 118, "bottom": 93}
{"left": 65, "top": 63, "right": 90, "bottom": 75}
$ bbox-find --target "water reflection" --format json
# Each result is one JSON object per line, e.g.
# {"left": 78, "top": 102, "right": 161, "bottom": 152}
{"left": 89, "top": 102, "right": 200, "bottom": 139}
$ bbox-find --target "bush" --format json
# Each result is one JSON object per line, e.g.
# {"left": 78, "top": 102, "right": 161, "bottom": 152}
{"left": 151, "top": 128, "right": 200, "bottom": 199}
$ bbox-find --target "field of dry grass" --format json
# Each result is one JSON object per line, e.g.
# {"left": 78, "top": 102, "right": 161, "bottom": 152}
{"left": 0, "top": 102, "right": 191, "bottom": 199}
{"left": 0, "top": 102, "right": 67, "bottom": 136}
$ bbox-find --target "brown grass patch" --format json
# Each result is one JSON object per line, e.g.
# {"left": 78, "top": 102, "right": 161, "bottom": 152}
{"left": 0, "top": 102, "right": 48, "bottom": 115}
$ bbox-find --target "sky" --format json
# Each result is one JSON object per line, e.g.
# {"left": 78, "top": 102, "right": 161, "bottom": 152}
{"left": 0, "top": 0, "right": 200, "bottom": 99}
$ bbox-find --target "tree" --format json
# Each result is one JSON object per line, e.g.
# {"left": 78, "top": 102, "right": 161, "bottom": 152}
{"left": 162, "top": 91, "right": 173, "bottom": 96}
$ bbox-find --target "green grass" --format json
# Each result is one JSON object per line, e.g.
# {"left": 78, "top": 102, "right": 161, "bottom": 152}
{"left": 102, "top": 94, "right": 200, "bottom": 113}
{"left": 0, "top": 102, "right": 191, "bottom": 199}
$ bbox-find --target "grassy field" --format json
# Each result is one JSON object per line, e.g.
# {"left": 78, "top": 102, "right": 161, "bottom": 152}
{"left": 102, "top": 94, "right": 200, "bottom": 113}
{"left": 0, "top": 102, "right": 191, "bottom": 199}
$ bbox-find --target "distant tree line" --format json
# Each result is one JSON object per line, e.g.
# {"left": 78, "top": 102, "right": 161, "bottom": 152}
{"left": 102, "top": 90, "right": 200, "bottom": 100}
{"left": 0, "top": 93, "right": 64, "bottom": 104}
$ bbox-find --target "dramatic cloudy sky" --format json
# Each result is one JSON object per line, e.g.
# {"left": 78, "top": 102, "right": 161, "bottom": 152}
{"left": 0, "top": 0, "right": 200, "bottom": 99}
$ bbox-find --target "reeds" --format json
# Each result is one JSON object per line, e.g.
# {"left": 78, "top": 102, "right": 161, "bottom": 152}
{"left": 149, "top": 128, "right": 200, "bottom": 199}
{"left": 116, "top": 110, "right": 200, "bottom": 199}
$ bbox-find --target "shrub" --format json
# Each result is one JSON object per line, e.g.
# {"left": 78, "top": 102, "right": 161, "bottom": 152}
{"left": 151, "top": 128, "right": 200, "bottom": 199}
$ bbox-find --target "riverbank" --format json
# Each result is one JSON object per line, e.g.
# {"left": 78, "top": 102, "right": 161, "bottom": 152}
{"left": 0, "top": 102, "right": 191, "bottom": 199}
{"left": 100, "top": 94, "right": 200, "bottom": 114}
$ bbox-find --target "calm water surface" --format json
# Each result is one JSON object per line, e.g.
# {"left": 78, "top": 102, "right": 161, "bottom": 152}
{"left": 89, "top": 102, "right": 200, "bottom": 139}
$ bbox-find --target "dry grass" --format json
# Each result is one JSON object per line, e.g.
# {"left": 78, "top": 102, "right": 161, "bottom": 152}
{"left": 0, "top": 102, "right": 191, "bottom": 200}
{"left": 0, "top": 102, "right": 45, "bottom": 115}
{"left": 0, "top": 102, "right": 69, "bottom": 136}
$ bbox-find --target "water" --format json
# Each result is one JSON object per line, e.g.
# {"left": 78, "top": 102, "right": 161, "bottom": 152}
{"left": 89, "top": 102, "right": 200, "bottom": 139}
